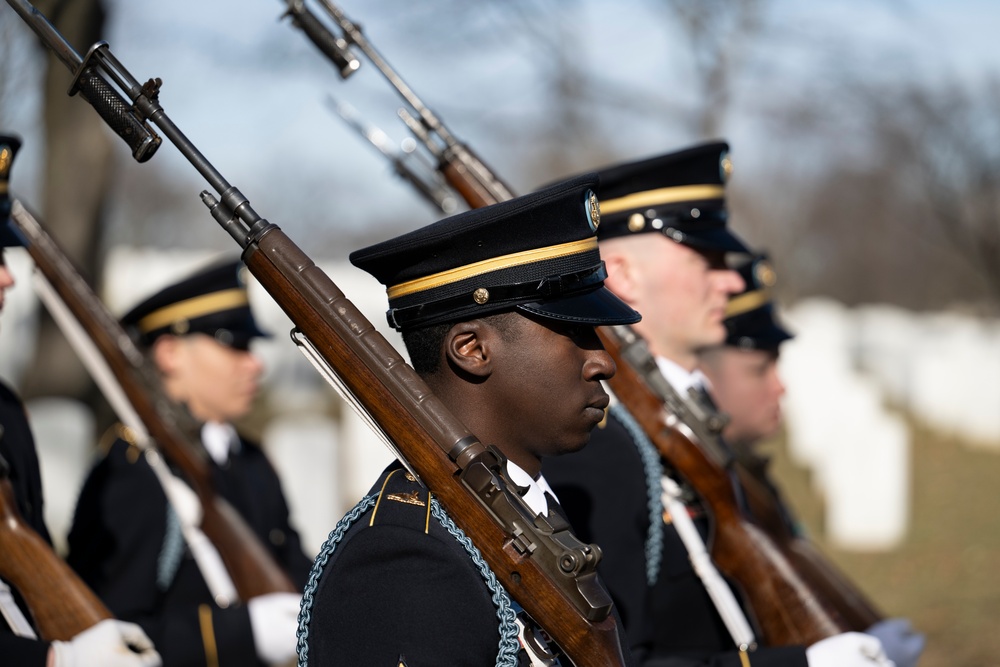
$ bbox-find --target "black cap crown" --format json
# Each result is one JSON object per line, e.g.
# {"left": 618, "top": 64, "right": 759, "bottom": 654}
{"left": 724, "top": 254, "right": 793, "bottom": 350}
{"left": 1, "top": 134, "right": 25, "bottom": 249}
{"left": 351, "top": 174, "right": 640, "bottom": 331}
{"left": 121, "top": 259, "right": 270, "bottom": 350}
{"left": 592, "top": 142, "right": 748, "bottom": 253}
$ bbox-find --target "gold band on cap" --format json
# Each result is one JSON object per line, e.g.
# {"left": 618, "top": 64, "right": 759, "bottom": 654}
{"left": 726, "top": 289, "right": 771, "bottom": 318}
{"left": 0, "top": 146, "right": 12, "bottom": 174}
{"left": 387, "top": 237, "right": 597, "bottom": 300}
{"left": 600, "top": 184, "right": 725, "bottom": 215}
{"left": 136, "top": 288, "right": 248, "bottom": 334}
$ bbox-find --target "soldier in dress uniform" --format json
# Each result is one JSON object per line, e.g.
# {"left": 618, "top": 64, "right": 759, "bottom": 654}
{"left": 543, "top": 143, "right": 896, "bottom": 667}
{"left": 699, "top": 254, "right": 793, "bottom": 473}
{"left": 0, "top": 134, "right": 161, "bottom": 666}
{"left": 300, "top": 174, "right": 641, "bottom": 665}
{"left": 699, "top": 255, "right": 925, "bottom": 667}
{"left": 67, "top": 259, "right": 311, "bottom": 666}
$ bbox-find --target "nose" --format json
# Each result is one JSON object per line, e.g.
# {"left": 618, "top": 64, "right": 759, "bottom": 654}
{"left": 774, "top": 374, "right": 786, "bottom": 398}
{"left": 585, "top": 346, "right": 617, "bottom": 382}
{"left": 240, "top": 349, "right": 265, "bottom": 378}
{"left": 715, "top": 267, "right": 745, "bottom": 296}
{"left": 767, "top": 364, "right": 786, "bottom": 397}
{"left": 0, "top": 265, "right": 16, "bottom": 289}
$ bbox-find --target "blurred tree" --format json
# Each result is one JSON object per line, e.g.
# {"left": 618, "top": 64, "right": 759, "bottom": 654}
{"left": 14, "top": 0, "right": 114, "bottom": 400}
{"left": 882, "top": 79, "right": 1000, "bottom": 304}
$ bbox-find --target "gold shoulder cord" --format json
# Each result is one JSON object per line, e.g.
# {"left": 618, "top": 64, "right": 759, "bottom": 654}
{"left": 97, "top": 423, "right": 143, "bottom": 463}
{"left": 198, "top": 603, "right": 220, "bottom": 667}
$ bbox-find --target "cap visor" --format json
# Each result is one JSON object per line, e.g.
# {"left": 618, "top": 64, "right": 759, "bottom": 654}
{"left": 675, "top": 226, "right": 749, "bottom": 254}
{"left": 516, "top": 286, "right": 641, "bottom": 326}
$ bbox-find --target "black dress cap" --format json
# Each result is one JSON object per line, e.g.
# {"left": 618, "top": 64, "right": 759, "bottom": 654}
{"left": 0, "top": 134, "right": 26, "bottom": 249}
{"left": 120, "top": 259, "right": 270, "bottom": 350}
{"left": 350, "top": 174, "right": 641, "bottom": 331}
{"left": 724, "top": 254, "right": 794, "bottom": 350}
{"left": 591, "top": 141, "right": 749, "bottom": 253}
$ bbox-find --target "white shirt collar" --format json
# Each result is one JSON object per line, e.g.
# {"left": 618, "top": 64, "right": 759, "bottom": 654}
{"left": 201, "top": 421, "right": 239, "bottom": 465}
{"left": 655, "top": 356, "right": 709, "bottom": 395}
{"left": 504, "top": 459, "right": 558, "bottom": 517}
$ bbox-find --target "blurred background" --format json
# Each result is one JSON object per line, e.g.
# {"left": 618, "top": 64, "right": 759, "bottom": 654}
{"left": 1, "top": 1, "right": 998, "bottom": 665}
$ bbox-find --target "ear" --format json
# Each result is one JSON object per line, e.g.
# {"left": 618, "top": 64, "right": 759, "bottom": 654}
{"left": 443, "top": 320, "right": 494, "bottom": 379}
{"left": 601, "top": 242, "right": 641, "bottom": 305}
{"left": 151, "top": 335, "right": 183, "bottom": 376}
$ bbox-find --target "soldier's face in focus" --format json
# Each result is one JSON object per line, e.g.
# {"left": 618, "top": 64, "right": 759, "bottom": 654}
{"left": 154, "top": 333, "right": 263, "bottom": 423}
{"left": 702, "top": 347, "right": 785, "bottom": 446}
{"left": 476, "top": 313, "right": 616, "bottom": 470}
{"left": 604, "top": 234, "right": 744, "bottom": 364}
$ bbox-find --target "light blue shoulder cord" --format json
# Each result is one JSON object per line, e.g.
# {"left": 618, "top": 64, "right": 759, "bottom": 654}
{"left": 609, "top": 403, "right": 665, "bottom": 586}
{"left": 156, "top": 504, "right": 185, "bottom": 591}
{"left": 296, "top": 493, "right": 520, "bottom": 667}
{"left": 430, "top": 498, "right": 520, "bottom": 666}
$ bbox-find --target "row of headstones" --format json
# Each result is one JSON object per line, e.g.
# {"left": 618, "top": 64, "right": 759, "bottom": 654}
{"left": 779, "top": 297, "right": 1000, "bottom": 550}
{"left": 785, "top": 297, "right": 1000, "bottom": 449}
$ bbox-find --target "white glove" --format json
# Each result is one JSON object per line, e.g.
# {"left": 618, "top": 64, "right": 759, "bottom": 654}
{"left": 50, "top": 619, "right": 162, "bottom": 667}
{"left": 866, "top": 618, "right": 925, "bottom": 667}
{"left": 248, "top": 592, "right": 301, "bottom": 665}
{"left": 807, "top": 632, "right": 896, "bottom": 667}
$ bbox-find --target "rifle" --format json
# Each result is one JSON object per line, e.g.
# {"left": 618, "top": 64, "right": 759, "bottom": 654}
{"left": 325, "top": 96, "right": 458, "bottom": 214}
{"left": 280, "top": 0, "right": 516, "bottom": 209}
{"left": 329, "top": 41, "right": 888, "bottom": 634}
{"left": 598, "top": 325, "right": 846, "bottom": 646}
{"left": 735, "top": 459, "right": 884, "bottom": 631}
{"left": 0, "top": 136, "right": 113, "bottom": 642}
{"left": 0, "top": 454, "right": 114, "bottom": 640}
{"left": 4, "top": 2, "right": 627, "bottom": 664}
{"left": 8, "top": 200, "right": 297, "bottom": 602}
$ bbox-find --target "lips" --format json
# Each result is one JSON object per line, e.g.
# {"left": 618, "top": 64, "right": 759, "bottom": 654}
{"left": 589, "top": 392, "right": 610, "bottom": 412}
{"left": 585, "top": 391, "right": 611, "bottom": 422}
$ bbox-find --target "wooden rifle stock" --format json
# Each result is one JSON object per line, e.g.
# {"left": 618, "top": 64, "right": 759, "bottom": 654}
{"left": 597, "top": 325, "right": 845, "bottom": 646}
{"left": 241, "top": 229, "right": 626, "bottom": 666}
{"left": 437, "top": 144, "right": 509, "bottom": 210}
{"left": 9, "top": 202, "right": 296, "bottom": 601}
{"left": 735, "top": 463, "right": 884, "bottom": 631}
{"left": 0, "top": 461, "right": 112, "bottom": 640}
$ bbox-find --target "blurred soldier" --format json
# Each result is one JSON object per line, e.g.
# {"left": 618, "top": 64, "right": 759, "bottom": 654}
{"left": 699, "top": 254, "right": 792, "bottom": 471}
{"left": 699, "top": 255, "right": 925, "bottom": 667}
{"left": 0, "top": 134, "right": 161, "bottom": 666}
{"left": 302, "top": 175, "right": 641, "bottom": 664}
{"left": 544, "top": 143, "right": 894, "bottom": 666}
{"left": 67, "top": 259, "right": 311, "bottom": 666}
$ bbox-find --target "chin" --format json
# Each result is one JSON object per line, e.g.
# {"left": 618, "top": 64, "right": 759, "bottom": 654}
{"left": 571, "top": 432, "right": 595, "bottom": 453}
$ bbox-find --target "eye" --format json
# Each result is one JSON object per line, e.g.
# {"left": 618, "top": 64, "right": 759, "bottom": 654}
{"left": 564, "top": 324, "right": 601, "bottom": 348}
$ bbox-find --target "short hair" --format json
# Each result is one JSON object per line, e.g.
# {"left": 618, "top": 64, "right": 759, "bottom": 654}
{"left": 403, "top": 311, "right": 521, "bottom": 376}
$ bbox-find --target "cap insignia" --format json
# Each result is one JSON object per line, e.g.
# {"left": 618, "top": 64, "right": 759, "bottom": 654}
{"left": 720, "top": 152, "right": 733, "bottom": 182}
{"left": 473, "top": 288, "right": 490, "bottom": 305}
{"left": 171, "top": 319, "right": 190, "bottom": 335}
{"left": 754, "top": 261, "right": 777, "bottom": 288}
{"left": 628, "top": 212, "right": 646, "bottom": 233}
{"left": 585, "top": 189, "right": 600, "bottom": 231}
